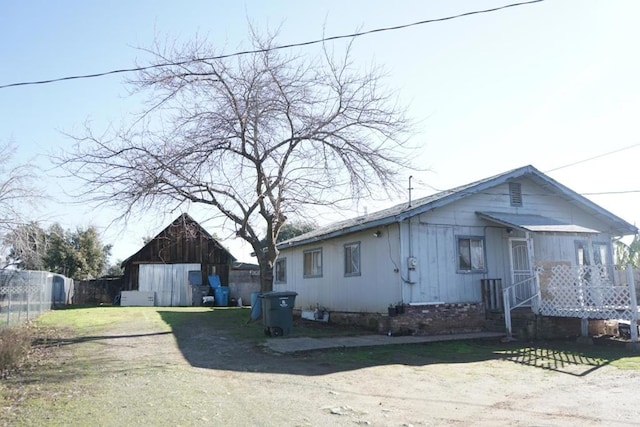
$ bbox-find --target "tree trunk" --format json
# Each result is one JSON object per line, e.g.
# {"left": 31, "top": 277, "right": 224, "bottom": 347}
{"left": 253, "top": 246, "right": 275, "bottom": 293}
{"left": 259, "top": 260, "right": 274, "bottom": 293}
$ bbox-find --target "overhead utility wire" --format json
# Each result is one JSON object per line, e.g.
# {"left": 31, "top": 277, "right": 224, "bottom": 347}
{"left": 0, "top": 0, "right": 544, "bottom": 90}
{"left": 544, "top": 143, "right": 640, "bottom": 173}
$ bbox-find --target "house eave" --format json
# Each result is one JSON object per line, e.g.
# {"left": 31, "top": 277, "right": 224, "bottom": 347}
{"left": 277, "top": 216, "right": 399, "bottom": 250}
{"left": 476, "top": 211, "right": 602, "bottom": 234}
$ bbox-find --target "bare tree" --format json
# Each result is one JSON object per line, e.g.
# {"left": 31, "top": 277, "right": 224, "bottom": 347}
{"left": 2, "top": 222, "right": 48, "bottom": 270}
{"left": 0, "top": 140, "right": 41, "bottom": 269}
{"left": 56, "top": 32, "right": 414, "bottom": 291}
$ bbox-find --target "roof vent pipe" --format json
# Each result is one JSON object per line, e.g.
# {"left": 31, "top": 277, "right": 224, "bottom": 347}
{"left": 408, "top": 175, "right": 413, "bottom": 207}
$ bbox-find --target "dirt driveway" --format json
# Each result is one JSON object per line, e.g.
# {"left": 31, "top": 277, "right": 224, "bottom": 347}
{"left": 3, "top": 307, "right": 640, "bottom": 426}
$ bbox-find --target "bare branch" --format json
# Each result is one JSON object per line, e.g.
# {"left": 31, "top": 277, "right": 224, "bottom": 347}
{"left": 53, "top": 30, "right": 415, "bottom": 291}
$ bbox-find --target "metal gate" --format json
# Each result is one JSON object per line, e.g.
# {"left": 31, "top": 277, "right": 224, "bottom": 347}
{"left": 510, "top": 239, "right": 533, "bottom": 306}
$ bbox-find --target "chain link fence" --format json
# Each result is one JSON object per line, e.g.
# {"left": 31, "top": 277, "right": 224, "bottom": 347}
{"left": 0, "top": 270, "right": 74, "bottom": 328}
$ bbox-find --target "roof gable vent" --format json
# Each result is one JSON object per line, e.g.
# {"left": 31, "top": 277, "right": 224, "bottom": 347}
{"left": 509, "top": 182, "right": 523, "bottom": 207}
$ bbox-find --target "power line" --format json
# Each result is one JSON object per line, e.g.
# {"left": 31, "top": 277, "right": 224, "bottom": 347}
{"left": 0, "top": 0, "right": 544, "bottom": 90}
{"left": 544, "top": 143, "right": 640, "bottom": 173}
{"left": 583, "top": 190, "right": 640, "bottom": 196}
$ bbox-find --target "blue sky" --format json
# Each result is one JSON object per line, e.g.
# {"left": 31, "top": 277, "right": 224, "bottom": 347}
{"left": 1, "top": 0, "right": 639, "bottom": 263}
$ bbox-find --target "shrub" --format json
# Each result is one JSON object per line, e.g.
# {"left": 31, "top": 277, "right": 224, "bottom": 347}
{"left": 0, "top": 325, "right": 32, "bottom": 378}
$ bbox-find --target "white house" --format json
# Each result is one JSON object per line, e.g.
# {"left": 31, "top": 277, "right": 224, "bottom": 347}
{"left": 274, "top": 165, "right": 638, "bottom": 336}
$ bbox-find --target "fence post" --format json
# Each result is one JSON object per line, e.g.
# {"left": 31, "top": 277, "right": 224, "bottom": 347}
{"left": 503, "top": 287, "right": 512, "bottom": 339}
{"left": 627, "top": 264, "right": 638, "bottom": 345}
{"left": 6, "top": 287, "right": 11, "bottom": 326}
{"left": 532, "top": 268, "right": 541, "bottom": 315}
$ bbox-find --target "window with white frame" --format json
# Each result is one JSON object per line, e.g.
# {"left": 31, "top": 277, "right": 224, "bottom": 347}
{"left": 575, "top": 241, "right": 589, "bottom": 265}
{"left": 344, "top": 242, "right": 361, "bottom": 277}
{"left": 303, "top": 248, "right": 322, "bottom": 278}
{"left": 457, "top": 236, "right": 486, "bottom": 272}
{"left": 576, "top": 240, "right": 610, "bottom": 266}
{"left": 274, "top": 258, "right": 287, "bottom": 283}
{"left": 593, "top": 242, "right": 609, "bottom": 265}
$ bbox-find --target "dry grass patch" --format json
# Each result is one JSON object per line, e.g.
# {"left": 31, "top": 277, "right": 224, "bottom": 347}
{"left": 0, "top": 325, "right": 32, "bottom": 378}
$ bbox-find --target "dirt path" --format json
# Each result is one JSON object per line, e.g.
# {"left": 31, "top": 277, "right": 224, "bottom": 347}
{"left": 4, "top": 309, "right": 640, "bottom": 426}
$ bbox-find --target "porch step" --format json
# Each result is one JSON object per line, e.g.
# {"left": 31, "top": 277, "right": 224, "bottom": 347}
{"left": 484, "top": 308, "right": 536, "bottom": 337}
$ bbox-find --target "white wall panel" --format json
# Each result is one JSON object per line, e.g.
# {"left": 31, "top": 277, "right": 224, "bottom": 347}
{"left": 278, "top": 175, "right": 623, "bottom": 314}
{"left": 279, "top": 225, "right": 402, "bottom": 313}
{"left": 139, "top": 263, "right": 201, "bottom": 306}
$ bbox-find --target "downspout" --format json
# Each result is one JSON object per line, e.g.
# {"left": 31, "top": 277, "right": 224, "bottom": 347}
{"left": 405, "top": 175, "right": 415, "bottom": 303}
{"left": 395, "top": 176, "right": 415, "bottom": 305}
{"left": 525, "top": 231, "right": 538, "bottom": 314}
{"left": 580, "top": 234, "right": 597, "bottom": 338}
{"left": 398, "top": 220, "right": 407, "bottom": 304}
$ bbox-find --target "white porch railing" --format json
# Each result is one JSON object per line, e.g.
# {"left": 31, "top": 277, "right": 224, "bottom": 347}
{"left": 502, "top": 275, "right": 539, "bottom": 339}
{"left": 502, "top": 264, "right": 639, "bottom": 343}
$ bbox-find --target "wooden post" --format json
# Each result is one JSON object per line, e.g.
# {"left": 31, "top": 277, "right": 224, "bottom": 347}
{"left": 6, "top": 286, "right": 11, "bottom": 326}
{"left": 503, "top": 286, "right": 512, "bottom": 339}
{"left": 581, "top": 318, "right": 588, "bottom": 337}
{"left": 627, "top": 265, "right": 638, "bottom": 346}
{"left": 532, "top": 267, "right": 541, "bottom": 315}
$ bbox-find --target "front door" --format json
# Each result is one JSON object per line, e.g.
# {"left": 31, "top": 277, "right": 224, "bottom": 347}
{"left": 510, "top": 238, "right": 533, "bottom": 305}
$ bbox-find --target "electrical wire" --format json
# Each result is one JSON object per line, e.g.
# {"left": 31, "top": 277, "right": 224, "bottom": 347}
{"left": 544, "top": 143, "right": 640, "bottom": 173}
{"left": 0, "top": 0, "right": 545, "bottom": 90}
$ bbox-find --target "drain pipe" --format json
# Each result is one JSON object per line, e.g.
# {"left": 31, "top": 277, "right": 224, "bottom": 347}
{"left": 404, "top": 176, "right": 415, "bottom": 302}
{"left": 398, "top": 220, "right": 407, "bottom": 304}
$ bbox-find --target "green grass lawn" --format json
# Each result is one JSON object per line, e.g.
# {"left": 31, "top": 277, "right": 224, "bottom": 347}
{"left": 21, "top": 306, "right": 640, "bottom": 370}
{"left": 1, "top": 306, "right": 640, "bottom": 426}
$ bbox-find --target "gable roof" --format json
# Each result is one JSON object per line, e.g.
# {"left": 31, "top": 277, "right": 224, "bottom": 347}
{"left": 278, "top": 165, "right": 637, "bottom": 249}
{"left": 121, "top": 213, "right": 235, "bottom": 265}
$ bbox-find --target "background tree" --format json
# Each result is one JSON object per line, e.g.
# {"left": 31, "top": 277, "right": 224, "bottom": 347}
{"left": 0, "top": 140, "right": 41, "bottom": 269}
{"left": 43, "top": 225, "right": 111, "bottom": 280}
{"left": 274, "top": 220, "right": 316, "bottom": 244}
{"left": 57, "top": 32, "right": 413, "bottom": 291}
{"left": 105, "top": 261, "right": 124, "bottom": 277}
{"left": 43, "top": 224, "right": 78, "bottom": 277}
{"left": 615, "top": 235, "right": 640, "bottom": 268}
{"left": 2, "top": 222, "right": 48, "bottom": 270}
{"left": 4, "top": 222, "right": 111, "bottom": 279}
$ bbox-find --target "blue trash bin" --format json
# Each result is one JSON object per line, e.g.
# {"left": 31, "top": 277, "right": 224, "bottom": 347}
{"left": 250, "top": 291, "right": 262, "bottom": 321}
{"left": 214, "top": 286, "right": 229, "bottom": 306}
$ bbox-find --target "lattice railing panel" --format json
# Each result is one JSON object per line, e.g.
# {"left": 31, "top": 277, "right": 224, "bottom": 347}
{"left": 538, "top": 264, "right": 635, "bottom": 320}
{"left": 0, "top": 285, "right": 43, "bottom": 295}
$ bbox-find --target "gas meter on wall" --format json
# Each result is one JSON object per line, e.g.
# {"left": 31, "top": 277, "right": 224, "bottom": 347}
{"left": 407, "top": 256, "right": 417, "bottom": 270}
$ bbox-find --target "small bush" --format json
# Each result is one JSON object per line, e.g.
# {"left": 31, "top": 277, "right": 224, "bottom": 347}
{"left": 0, "top": 325, "right": 32, "bottom": 378}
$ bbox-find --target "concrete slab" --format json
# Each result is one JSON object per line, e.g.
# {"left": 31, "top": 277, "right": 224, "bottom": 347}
{"left": 263, "top": 331, "right": 505, "bottom": 354}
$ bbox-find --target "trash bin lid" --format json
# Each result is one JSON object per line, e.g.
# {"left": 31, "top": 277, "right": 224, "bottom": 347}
{"left": 258, "top": 291, "right": 298, "bottom": 298}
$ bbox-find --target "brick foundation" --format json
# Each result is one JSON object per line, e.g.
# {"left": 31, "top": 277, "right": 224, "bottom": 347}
{"left": 506, "top": 316, "right": 612, "bottom": 341}
{"left": 535, "top": 316, "right": 581, "bottom": 339}
{"left": 296, "top": 305, "right": 616, "bottom": 341}
{"left": 294, "top": 303, "right": 486, "bottom": 336}
{"left": 381, "top": 303, "right": 486, "bottom": 336}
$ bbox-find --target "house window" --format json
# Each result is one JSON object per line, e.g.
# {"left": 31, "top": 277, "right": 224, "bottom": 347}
{"left": 303, "top": 248, "right": 322, "bottom": 278}
{"left": 344, "top": 242, "right": 361, "bottom": 277}
{"left": 457, "top": 236, "right": 486, "bottom": 273}
{"left": 274, "top": 258, "right": 287, "bottom": 283}
{"left": 509, "top": 182, "right": 523, "bottom": 207}
{"left": 593, "top": 242, "right": 609, "bottom": 265}
{"left": 576, "top": 241, "right": 588, "bottom": 265}
{"left": 576, "top": 240, "right": 610, "bottom": 266}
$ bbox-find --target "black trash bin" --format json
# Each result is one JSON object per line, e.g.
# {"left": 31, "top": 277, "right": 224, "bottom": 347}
{"left": 258, "top": 291, "right": 298, "bottom": 337}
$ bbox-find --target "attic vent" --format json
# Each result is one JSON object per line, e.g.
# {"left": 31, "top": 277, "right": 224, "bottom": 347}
{"left": 509, "top": 182, "right": 523, "bottom": 207}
